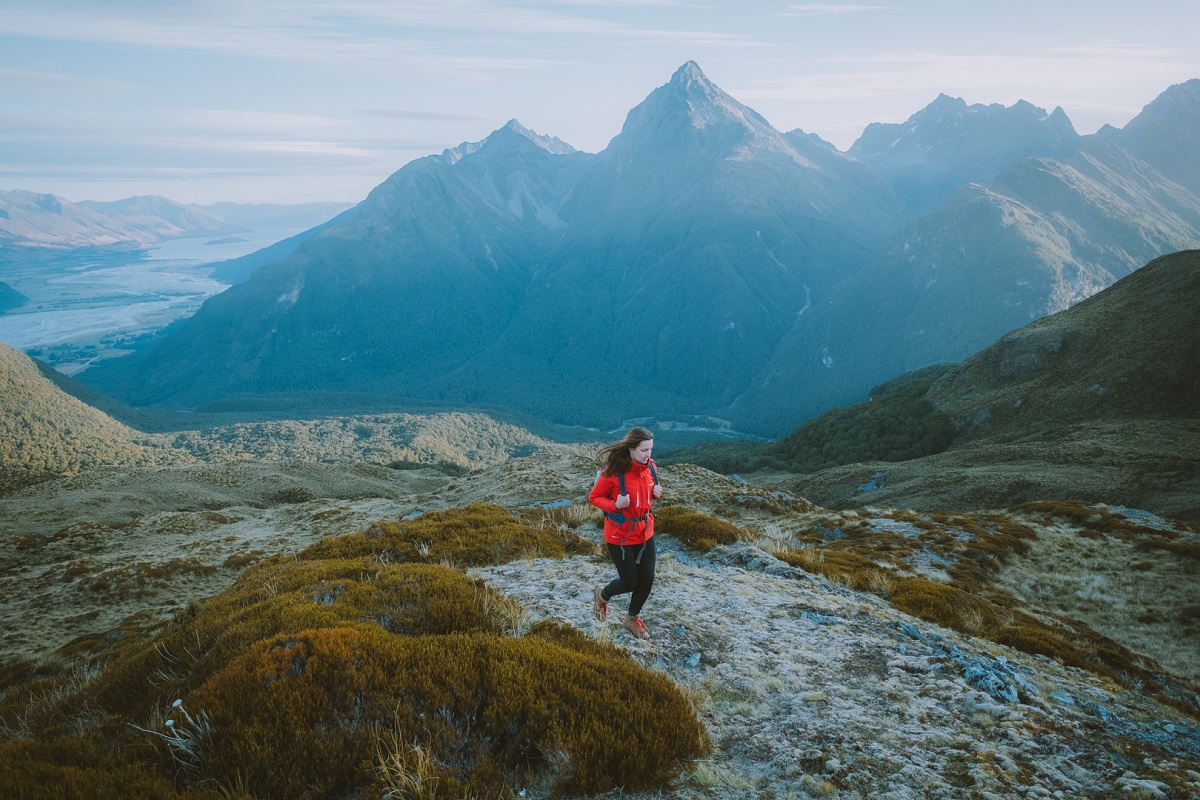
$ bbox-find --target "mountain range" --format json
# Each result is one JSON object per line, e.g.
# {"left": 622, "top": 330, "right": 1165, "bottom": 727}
{"left": 75, "top": 65, "right": 1200, "bottom": 435}
{"left": 0, "top": 191, "right": 353, "bottom": 250}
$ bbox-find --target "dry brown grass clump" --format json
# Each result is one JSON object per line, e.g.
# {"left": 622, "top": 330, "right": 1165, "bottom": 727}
{"left": 654, "top": 506, "right": 747, "bottom": 552}
{"left": 778, "top": 548, "right": 898, "bottom": 596}
{"left": 515, "top": 502, "right": 597, "bottom": 531}
{"left": 301, "top": 502, "right": 593, "bottom": 566}
{"left": 1015, "top": 500, "right": 1159, "bottom": 535}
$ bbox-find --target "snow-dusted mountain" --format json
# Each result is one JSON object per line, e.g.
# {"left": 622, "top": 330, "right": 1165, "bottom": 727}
{"left": 0, "top": 190, "right": 352, "bottom": 251}
{"left": 1100, "top": 78, "right": 1200, "bottom": 198}
{"left": 0, "top": 190, "right": 249, "bottom": 249}
{"left": 735, "top": 111, "right": 1200, "bottom": 433}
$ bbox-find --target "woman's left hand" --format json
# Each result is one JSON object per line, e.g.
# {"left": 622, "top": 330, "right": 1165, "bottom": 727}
{"left": 652, "top": 484, "right": 663, "bottom": 499}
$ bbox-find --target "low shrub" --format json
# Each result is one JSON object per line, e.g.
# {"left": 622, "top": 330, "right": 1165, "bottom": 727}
{"left": 387, "top": 459, "right": 471, "bottom": 477}
{"left": 654, "top": 506, "right": 744, "bottom": 552}
{"left": 0, "top": 500, "right": 720, "bottom": 799}
{"left": 889, "top": 577, "right": 1000, "bottom": 633}
{"left": 90, "top": 558, "right": 514, "bottom": 721}
{"left": 301, "top": 503, "right": 592, "bottom": 566}
{"left": 0, "top": 738, "right": 220, "bottom": 800}
{"left": 184, "top": 626, "right": 709, "bottom": 798}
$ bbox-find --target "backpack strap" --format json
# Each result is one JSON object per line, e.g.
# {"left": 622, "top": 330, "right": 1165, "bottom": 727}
{"left": 604, "top": 462, "right": 656, "bottom": 528}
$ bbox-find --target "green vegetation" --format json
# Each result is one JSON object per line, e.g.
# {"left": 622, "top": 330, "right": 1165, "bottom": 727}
{"left": 0, "top": 504, "right": 708, "bottom": 798}
{"left": 925, "top": 249, "right": 1200, "bottom": 443}
{"left": 768, "top": 365, "right": 957, "bottom": 471}
{"left": 662, "top": 364, "right": 956, "bottom": 474}
{"left": 387, "top": 458, "right": 472, "bottom": 476}
{"left": 656, "top": 439, "right": 770, "bottom": 474}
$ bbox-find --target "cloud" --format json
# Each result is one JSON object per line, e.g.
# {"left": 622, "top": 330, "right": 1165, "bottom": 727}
{"left": 779, "top": 4, "right": 899, "bottom": 16}
{"left": 741, "top": 41, "right": 1198, "bottom": 104}
{"left": 0, "top": 67, "right": 134, "bottom": 93}
{"left": 0, "top": 0, "right": 755, "bottom": 69}
{"left": 173, "top": 110, "right": 353, "bottom": 132}
{"left": 360, "top": 108, "right": 486, "bottom": 122}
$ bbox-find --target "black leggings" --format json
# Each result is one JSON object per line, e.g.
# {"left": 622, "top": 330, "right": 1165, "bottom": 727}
{"left": 601, "top": 536, "right": 656, "bottom": 617}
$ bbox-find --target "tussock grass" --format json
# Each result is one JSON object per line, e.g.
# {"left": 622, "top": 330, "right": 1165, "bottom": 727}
{"left": 0, "top": 738, "right": 221, "bottom": 800}
{"left": 515, "top": 502, "right": 596, "bottom": 531}
{"left": 655, "top": 506, "right": 746, "bottom": 552}
{"left": 302, "top": 502, "right": 593, "bottom": 566}
{"left": 187, "top": 626, "right": 708, "bottom": 797}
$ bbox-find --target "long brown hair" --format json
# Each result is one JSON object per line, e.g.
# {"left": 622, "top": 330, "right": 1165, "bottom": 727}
{"left": 596, "top": 427, "right": 654, "bottom": 477}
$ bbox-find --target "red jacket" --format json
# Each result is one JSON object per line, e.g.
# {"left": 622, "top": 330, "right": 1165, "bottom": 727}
{"left": 589, "top": 459, "right": 658, "bottom": 545}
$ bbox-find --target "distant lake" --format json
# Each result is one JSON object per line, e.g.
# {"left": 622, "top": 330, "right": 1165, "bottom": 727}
{"left": 0, "top": 227, "right": 306, "bottom": 367}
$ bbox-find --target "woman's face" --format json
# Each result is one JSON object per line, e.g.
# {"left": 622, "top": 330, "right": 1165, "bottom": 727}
{"left": 629, "top": 439, "right": 653, "bottom": 465}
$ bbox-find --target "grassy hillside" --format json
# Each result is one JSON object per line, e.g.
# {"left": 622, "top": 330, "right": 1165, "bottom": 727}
{"left": 926, "top": 248, "right": 1200, "bottom": 441}
{"left": 0, "top": 342, "right": 182, "bottom": 473}
{"left": 1, "top": 504, "right": 709, "bottom": 798}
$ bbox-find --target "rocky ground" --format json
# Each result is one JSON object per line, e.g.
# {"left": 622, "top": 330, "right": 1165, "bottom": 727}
{"left": 479, "top": 537, "right": 1200, "bottom": 799}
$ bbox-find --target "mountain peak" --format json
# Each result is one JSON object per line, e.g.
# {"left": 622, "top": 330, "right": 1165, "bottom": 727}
{"left": 498, "top": 119, "right": 577, "bottom": 155}
{"left": 670, "top": 60, "right": 710, "bottom": 89}
{"left": 611, "top": 61, "right": 783, "bottom": 158}
{"left": 442, "top": 120, "right": 577, "bottom": 164}
{"left": 1109, "top": 77, "right": 1200, "bottom": 196}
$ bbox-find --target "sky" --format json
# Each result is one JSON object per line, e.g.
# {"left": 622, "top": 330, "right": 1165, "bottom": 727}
{"left": 2, "top": 0, "right": 1198, "bottom": 206}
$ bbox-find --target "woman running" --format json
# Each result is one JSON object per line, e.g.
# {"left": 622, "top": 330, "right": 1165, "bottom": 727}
{"left": 588, "top": 426, "right": 662, "bottom": 639}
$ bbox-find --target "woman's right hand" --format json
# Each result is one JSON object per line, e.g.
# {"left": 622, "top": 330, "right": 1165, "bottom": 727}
{"left": 615, "top": 493, "right": 630, "bottom": 509}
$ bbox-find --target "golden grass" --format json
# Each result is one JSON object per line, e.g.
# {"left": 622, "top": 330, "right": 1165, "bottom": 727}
{"left": 654, "top": 505, "right": 746, "bottom": 552}
{"left": 301, "top": 502, "right": 593, "bottom": 566}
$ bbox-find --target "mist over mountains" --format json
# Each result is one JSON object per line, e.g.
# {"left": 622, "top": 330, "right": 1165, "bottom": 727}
{"left": 75, "top": 64, "right": 1200, "bottom": 435}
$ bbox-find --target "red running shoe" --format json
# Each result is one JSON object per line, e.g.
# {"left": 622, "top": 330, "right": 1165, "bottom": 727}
{"left": 592, "top": 586, "right": 608, "bottom": 621}
{"left": 623, "top": 615, "right": 649, "bottom": 639}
